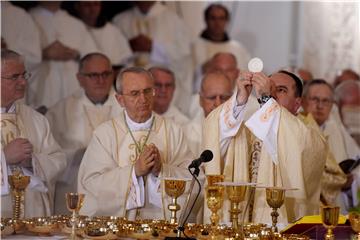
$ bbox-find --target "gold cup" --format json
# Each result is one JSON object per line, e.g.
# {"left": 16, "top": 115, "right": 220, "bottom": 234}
{"left": 65, "top": 193, "right": 85, "bottom": 240}
{"left": 320, "top": 206, "right": 339, "bottom": 240}
{"left": 226, "top": 185, "right": 248, "bottom": 232}
{"left": 206, "top": 175, "right": 225, "bottom": 187}
{"left": 206, "top": 186, "right": 224, "bottom": 227}
{"left": 265, "top": 188, "right": 285, "bottom": 233}
{"left": 164, "top": 179, "right": 186, "bottom": 224}
{"left": 8, "top": 173, "right": 30, "bottom": 220}
{"left": 349, "top": 212, "right": 360, "bottom": 239}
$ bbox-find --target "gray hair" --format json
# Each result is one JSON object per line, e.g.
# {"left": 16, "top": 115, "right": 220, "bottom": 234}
{"left": 148, "top": 66, "right": 175, "bottom": 85}
{"left": 302, "top": 79, "right": 333, "bottom": 98}
{"left": 1, "top": 49, "right": 24, "bottom": 67}
{"left": 78, "top": 52, "right": 111, "bottom": 72}
{"left": 115, "top": 67, "right": 154, "bottom": 93}
{"left": 334, "top": 80, "right": 360, "bottom": 104}
{"left": 211, "top": 52, "right": 238, "bottom": 66}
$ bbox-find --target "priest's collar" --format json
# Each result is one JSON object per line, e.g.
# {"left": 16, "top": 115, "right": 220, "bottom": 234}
{"left": 1, "top": 103, "right": 16, "bottom": 114}
{"left": 124, "top": 111, "right": 154, "bottom": 131}
{"left": 200, "top": 30, "right": 230, "bottom": 42}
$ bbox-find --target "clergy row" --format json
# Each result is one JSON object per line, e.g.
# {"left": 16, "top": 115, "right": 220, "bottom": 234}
{"left": 2, "top": 49, "right": 359, "bottom": 226}
{"left": 1, "top": 1, "right": 250, "bottom": 115}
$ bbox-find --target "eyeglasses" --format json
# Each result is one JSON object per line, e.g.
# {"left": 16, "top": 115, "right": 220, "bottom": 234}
{"left": 200, "top": 93, "right": 233, "bottom": 101}
{"left": 2, "top": 72, "right": 31, "bottom": 81}
{"left": 121, "top": 87, "right": 155, "bottom": 98}
{"left": 154, "top": 83, "right": 175, "bottom": 89}
{"left": 80, "top": 71, "right": 113, "bottom": 80}
{"left": 307, "top": 96, "right": 333, "bottom": 106}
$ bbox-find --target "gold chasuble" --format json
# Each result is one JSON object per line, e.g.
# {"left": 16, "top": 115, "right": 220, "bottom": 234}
{"left": 1, "top": 102, "right": 66, "bottom": 217}
{"left": 78, "top": 112, "right": 194, "bottom": 220}
{"left": 203, "top": 101, "right": 327, "bottom": 225}
{"left": 298, "top": 113, "right": 347, "bottom": 205}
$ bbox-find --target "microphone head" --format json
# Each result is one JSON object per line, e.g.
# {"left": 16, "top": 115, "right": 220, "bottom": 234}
{"left": 200, "top": 150, "right": 213, "bottom": 163}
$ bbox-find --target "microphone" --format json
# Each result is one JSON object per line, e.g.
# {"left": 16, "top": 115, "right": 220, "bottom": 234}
{"left": 188, "top": 150, "right": 213, "bottom": 169}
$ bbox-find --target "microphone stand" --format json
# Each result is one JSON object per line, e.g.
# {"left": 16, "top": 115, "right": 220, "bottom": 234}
{"left": 164, "top": 166, "right": 200, "bottom": 240}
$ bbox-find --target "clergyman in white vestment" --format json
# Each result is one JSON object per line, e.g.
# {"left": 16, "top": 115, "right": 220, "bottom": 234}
{"left": 29, "top": 2, "right": 98, "bottom": 108}
{"left": 1, "top": 50, "right": 66, "bottom": 218}
{"left": 46, "top": 53, "right": 123, "bottom": 214}
{"left": 78, "top": 67, "right": 199, "bottom": 221}
{"left": 203, "top": 70, "right": 327, "bottom": 225}
{"left": 74, "top": 2, "right": 133, "bottom": 67}
{"left": 149, "top": 66, "right": 189, "bottom": 126}
{"left": 185, "top": 71, "right": 233, "bottom": 157}
{"left": 112, "top": 2, "right": 194, "bottom": 113}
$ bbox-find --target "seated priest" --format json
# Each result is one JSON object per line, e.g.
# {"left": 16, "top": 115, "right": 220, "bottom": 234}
{"left": 185, "top": 70, "right": 233, "bottom": 156}
{"left": 46, "top": 52, "right": 123, "bottom": 214}
{"left": 149, "top": 66, "right": 189, "bottom": 126}
{"left": 203, "top": 70, "right": 327, "bottom": 225}
{"left": 302, "top": 79, "right": 359, "bottom": 210}
{"left": 78, "top": 67, "right": 198, "bottom": 221}
{"left": 1, "top": 49, "right": 66, "bottom": 217}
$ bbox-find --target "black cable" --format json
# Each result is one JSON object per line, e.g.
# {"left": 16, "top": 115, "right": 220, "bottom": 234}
{"left": 179, "top": 167, "right": 202, "bottom": 239}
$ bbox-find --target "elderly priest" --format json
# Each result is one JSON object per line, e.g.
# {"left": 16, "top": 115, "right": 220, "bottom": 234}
{"left": 78, "top": 67, "right": 195, "bottom": 220}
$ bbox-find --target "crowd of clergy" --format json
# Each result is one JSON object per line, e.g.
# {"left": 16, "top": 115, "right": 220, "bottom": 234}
{"left": 1, "top": 1, "right": 360, "bottom": 226}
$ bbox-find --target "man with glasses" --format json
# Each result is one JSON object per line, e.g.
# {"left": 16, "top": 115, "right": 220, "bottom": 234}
{"left": 203, "top": 70, "right": 327, "bottom": 224}
{"left": 302, "top": 79, "right": 359, "bottom": 210}
{"left": 78, "top": 67, "right": 195, "bottom": 221}
{"left": 149, "top": 66, "right": 189, "bottom": 126}
{"left": 185, "top": 71, "right": 233, "bottom": 156}
{"left": 1, "top": 49, "right": 66, "bottom": 218}
{"left": 46, "top": 52, "right": 122, "bottom": 214}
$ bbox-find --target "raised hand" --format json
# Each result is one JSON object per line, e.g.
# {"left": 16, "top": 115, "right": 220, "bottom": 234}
{"left": 251, "top": 72, "right": 274, "bottom": 98}
{"left": 236, "top": 71, "right": 253, "bottom": 105}
{"left": 4, "top": 138, "right": 33, "bottom": 165}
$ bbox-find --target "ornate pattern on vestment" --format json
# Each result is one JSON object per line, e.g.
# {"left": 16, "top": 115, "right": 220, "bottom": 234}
{"left": 248, "top": 139, "right": 262, "bottom": 222}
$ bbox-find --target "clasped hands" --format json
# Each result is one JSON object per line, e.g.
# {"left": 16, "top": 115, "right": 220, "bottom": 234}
{"left": 134, "top": 143, "right": 161, "bottom": 177}
{"left": 236, "top": 71, "right": 275, "bottom": 105}
{"left": 4, "top": 138, "right": 33, "bottom": 167}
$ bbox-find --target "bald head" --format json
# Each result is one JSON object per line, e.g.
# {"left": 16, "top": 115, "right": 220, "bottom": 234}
{"left": 208, "top": 52, "right": 239, "bottom": 86}
{"left": 200, "top": 71, "right": 233, "bottom": 117}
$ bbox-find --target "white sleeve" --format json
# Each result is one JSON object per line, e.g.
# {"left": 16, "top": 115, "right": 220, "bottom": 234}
{"left": 245, "top": 98, "right": 280, "bottom": 164}
{"left": 1, "top": 150, "right": 9, "bottom": 196}
{"left": 219, "top": 92, "right": 247, "bottom": 158}
{"left": 147, "top": 173, "right": 162, "bottom": 208}
{"left": 126, "top": 168, "right": 145, "bottom": 210}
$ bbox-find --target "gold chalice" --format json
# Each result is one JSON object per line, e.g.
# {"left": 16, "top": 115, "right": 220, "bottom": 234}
{"left": 8, "top": 172, "right": 30, "bottom": 220}
{"left": 164, "top": 178, "right": 187, "bottom": 224}
{"left": 206, "top": 185, "right": 224, "bottom": 239}
{"left": 207, "top": 174, "right": 225, "bottom": 187}
{"left": 320, "top": 206, "right": 339, "bottom": 240}
{"left": 265, "top": 187, "right": 285, "bottom": 233}
{"left": 65, "top": 193, "right": 85, "bottom": 240}
{"left": 349, "top": 212, "right": 360, "bottom": 239}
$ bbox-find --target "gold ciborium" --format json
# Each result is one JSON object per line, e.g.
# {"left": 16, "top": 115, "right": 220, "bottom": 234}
{"left": 349, "top": 212, "right": 360, "bottom": 239}
{"left": 265, "top": 187, "right": 285, "bottom": 233}
{"left": 164, "top": 178, "right": 187, "bottom": 224}
{"left": 320, "top": 206, "right": 339, "bottom": 240}
{"left": 65, "top": 193, "right": 85, "bottom": 240}
{"left": 8, "top": 172, "right": 30, "bottom": 219}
